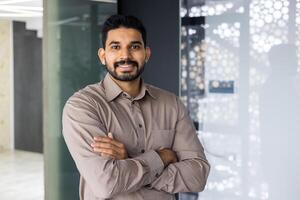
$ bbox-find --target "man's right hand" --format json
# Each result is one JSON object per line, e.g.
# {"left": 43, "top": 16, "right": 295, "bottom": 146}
{"left": 157, "top": 149, "right": 178, "bottom": 167}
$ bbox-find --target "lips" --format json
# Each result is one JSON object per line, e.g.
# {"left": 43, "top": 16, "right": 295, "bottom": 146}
{"left": 117, "top": 64, "right": 135, "bottom": 72}
{"left": 114, "top": 59, "right": 138, "bottom": 67}
{"left": 114, "top": 59, "right": 138, "bottom": 72}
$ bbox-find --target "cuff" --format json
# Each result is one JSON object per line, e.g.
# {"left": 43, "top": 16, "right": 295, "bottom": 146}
{"left": 176, "top": 150, "right": 204, "bottom": 161}
{"left": 134, "top": 150, "right": 164, "bottom": 184}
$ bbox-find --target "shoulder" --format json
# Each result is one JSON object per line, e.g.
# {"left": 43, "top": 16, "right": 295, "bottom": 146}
{"left": 64, "top": 82, "right": 106, "bottom": 111}
{"left": 146, "top": 84, "right": 178, "bottom": 101}
{"left": 146, "top": 84, "right": 185, "bottom": 111}
{"left": 146, "top": 84, "right": 189, "bottom": 122}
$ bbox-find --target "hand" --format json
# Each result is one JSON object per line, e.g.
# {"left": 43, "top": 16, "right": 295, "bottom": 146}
{"left": 91, "top": 132, "right": 128, "bottom": 160}
{"left": 157, "top": 148, "right": 178, "bottom": 167}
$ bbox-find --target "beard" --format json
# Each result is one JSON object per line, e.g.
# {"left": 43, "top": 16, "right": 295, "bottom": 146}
{"left": 105, "top": 59, "right": 145, "bottom": 81}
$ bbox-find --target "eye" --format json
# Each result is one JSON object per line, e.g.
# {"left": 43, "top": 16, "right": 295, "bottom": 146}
{"left": 131, "top": 44, "right": 141, "bottom": 50}
{"left": 111, "top": 45, "right": 120, "bottom": 50}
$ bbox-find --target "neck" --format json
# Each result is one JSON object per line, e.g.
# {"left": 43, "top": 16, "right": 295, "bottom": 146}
{"left": 111, "top": 76, "right": 141, "bottom": 97}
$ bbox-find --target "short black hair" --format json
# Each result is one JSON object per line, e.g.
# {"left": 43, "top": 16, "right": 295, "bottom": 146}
{"left": 101, "top": 14, "right": 147, "bottom": 48}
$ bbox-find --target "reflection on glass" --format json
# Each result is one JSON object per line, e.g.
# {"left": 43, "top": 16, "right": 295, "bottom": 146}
{"left": 181, "top": 0, "right": 300, "bottom": 199}
{"left": 44, "top": 1, "right": 116, "bottom": 199}
{"left": 260, "top": 44, "right": 300, "bottom": 200}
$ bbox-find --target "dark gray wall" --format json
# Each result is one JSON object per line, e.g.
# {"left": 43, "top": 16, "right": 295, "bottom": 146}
{"left": 14, "top": 21, "right": 43, "bottom": 153}
{"left": 118, "top": 0, "right": 180, "bottom": 95}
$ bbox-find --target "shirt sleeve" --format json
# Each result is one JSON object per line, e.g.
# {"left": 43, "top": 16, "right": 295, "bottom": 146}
{"left": 148, "top": 97, "right": 210, "bottom": 193}
{"left": 62, "top": 93, "right": 164, "bottom": 199}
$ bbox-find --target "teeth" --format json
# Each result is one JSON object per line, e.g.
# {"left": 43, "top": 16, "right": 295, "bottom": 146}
{"left": 119, "top": 65, "right": 133, "bottom": 68}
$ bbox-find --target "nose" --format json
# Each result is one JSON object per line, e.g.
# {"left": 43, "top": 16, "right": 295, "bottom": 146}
{"left": 119, "top": 48, "right": 131, "bottom": 60}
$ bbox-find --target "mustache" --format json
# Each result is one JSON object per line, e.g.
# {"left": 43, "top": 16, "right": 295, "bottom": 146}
{"left": 114, "top": 59, "right": 138, "bottom": 68}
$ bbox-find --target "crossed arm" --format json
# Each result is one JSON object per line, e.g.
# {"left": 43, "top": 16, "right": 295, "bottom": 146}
{"left": 62, "top": 96, "right": 210, "bottom": 198}
{"left": 91, "top": 132, "right": 178, "bottom": 167}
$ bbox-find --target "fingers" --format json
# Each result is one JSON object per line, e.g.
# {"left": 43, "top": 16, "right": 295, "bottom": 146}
{"left": 93, "top": 146, "right": 126, "bottom": 160}
{"left": 91, "top": 140, "right": 123, "bottom": 156}
{"left": 93, "top": 146, "right": 118, "bottom": 157}
{"left": 91, "top": 133, "right": 128, "bottom": 160}
{"left": 93, "top": 136, "right": 125, "bottom": 148}
{"left": 91, "top": 141, "right": 118, "bottom": 149}
{"left": 91, "top": 141, "right": 126, "bottom": 156}
{"left": 100, "top": 152, "right": 116, "bottom": 159}
{"left": 157, "top": 148, "right": 178, "bottom": 167}
{"left": 108, "top": 132, "right": 114, "bottom": 139}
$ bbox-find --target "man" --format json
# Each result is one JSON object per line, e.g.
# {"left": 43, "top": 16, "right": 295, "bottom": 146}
{"left": 62, "top": 14, "right": 210, "bottom": 200}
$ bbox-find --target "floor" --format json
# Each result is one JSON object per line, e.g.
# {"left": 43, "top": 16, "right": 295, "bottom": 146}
{"left": 0, "top": 150, "right": 44, "bottom": 200}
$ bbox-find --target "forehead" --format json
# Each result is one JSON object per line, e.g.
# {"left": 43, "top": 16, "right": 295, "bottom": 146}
{"left": 106, "top": 27, "right": 143, "bottom": 45}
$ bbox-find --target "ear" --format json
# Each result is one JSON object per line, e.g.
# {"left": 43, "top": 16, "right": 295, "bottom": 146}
{"left": 98, "top": 48, "right": 106, "bottom": 65}
{"left": 145, "top": 47, "right": 151, "bottom": 63}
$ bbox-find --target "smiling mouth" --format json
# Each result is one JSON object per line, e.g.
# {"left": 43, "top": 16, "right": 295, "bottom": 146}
{"left": 117, "top": 64, "right": 136, "bottom": 72}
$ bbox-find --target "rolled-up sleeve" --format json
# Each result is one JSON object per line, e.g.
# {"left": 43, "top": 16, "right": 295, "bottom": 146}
{"left": 62, "top": 94, "right": 164, "bottom": 199}
{"left": 149, "top": 97, "right": 210, "bottom": 193}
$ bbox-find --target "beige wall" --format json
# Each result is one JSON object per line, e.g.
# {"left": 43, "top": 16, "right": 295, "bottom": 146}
{"left": 0, "top": 20, "right": 12, "bottom": 152}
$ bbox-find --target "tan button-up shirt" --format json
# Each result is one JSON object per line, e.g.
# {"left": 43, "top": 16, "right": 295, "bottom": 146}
{"left": 62, "top": 74, "right": 210, "bottom": 200}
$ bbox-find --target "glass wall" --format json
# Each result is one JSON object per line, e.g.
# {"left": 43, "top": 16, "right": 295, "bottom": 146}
{"left": 181, "top": 0, "right": 300, "bottom": 199}
{"left": 43, "top": 0, "right": 116, "bottom": 199}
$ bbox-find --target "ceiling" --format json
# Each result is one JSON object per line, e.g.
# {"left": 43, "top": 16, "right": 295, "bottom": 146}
{"left": 0, "top": 0, "right": 43, "bottom": 37}
{"left": 0, "top": 0, "right": 42, "bottom": 18}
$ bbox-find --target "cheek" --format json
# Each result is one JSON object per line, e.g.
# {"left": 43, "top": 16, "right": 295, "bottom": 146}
{"left": 104, "top": 53, "right": 116, "bottom": 64}
{"left": 134, "top": 53, "right": 146, "bottom": 64}
{"left": 138, "top": 60, "right": 146, "bottom": 67}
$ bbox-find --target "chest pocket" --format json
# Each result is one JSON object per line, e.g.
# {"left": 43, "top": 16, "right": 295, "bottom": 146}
{"left": 151, "top": 129, "right": 175, "bottom": 150}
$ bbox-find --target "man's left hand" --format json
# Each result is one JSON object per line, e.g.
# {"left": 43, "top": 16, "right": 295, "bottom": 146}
{"left": 91, "top": 132, "right": 128, "bottom": 160}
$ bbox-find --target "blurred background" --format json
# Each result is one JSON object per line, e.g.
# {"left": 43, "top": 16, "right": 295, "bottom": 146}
{"left": 0, "top": 0, "right": 300, "bottom": 199}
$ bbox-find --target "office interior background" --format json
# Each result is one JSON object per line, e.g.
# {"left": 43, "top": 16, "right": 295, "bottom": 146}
{"left": 0, "top": 0, "right": 300, "bottom": 199}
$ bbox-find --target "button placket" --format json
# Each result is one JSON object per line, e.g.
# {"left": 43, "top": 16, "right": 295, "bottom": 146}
{"left": 132, "top": 101, "right": 146, "bottom": 151}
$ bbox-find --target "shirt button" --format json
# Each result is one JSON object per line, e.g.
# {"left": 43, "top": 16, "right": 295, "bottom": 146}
{"left": 141, "top": 149, "right": 145, "bottom": 153}
{"left": 138, "top": 124, "right": 142, "bottom": 128}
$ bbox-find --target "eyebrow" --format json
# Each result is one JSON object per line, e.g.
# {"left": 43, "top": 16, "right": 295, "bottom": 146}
{"left": 108, "top": 41, "right": 120, "bottom": 46}
{"left": 131, "top": 41, "right": 143, "bottom": 45}
{"left": 108, "top": 41, "right": 143, "bottom": 46}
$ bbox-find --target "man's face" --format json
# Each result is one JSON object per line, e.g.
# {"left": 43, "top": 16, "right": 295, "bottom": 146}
{"left": 98, "top": 27, "right": 151, "bottom": 82}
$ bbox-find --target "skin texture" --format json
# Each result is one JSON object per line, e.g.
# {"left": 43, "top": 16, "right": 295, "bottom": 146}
{"left": 98, "top": 27, "right": 150, "bottom": 97}
{"left": 92, "top": 27, "right": 177, "bottom": 167}
{"left": 91, "top": 133, "right": 128, "bottom": 160}
{"left": 156, "top": 148, "right": 178, "bottom": 167}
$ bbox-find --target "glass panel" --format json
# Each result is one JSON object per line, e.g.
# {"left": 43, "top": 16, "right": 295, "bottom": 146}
{"left": 43, "top": 0, "right": 116, "bottom": 199}
{"left": 181, "top": 0, "right": 300, "bottom": 199}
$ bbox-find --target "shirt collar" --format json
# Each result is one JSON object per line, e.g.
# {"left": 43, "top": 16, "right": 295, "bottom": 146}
{"left": 103, "top": 74, "right": 123, "bottom": 102}
{"left": 102, "top": 73, "right": 157, "bottom": 102}
{"left": 135, "top": 79, "right": 157, "bottom": 101}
